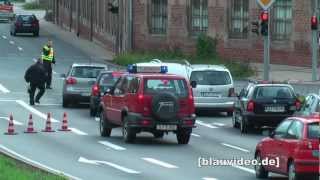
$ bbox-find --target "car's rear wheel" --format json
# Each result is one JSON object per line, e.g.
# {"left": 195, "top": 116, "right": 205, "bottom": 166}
{"left": 255, "top": 152, "right": 268, "bottom": 178}
{"left": 62, "top": 97, "right": 69, "bottom": 108}
{"left": 177, "top": 128, "right": 191, "bottom": 144}
{"left": 13, "top": 30, "right": 16, "bottom": 36}
{"left": 122, "top": 117, "right": 136, "bottom": 143}
{"left": 240, "top": 116, "right": 248, "bottom": 134}
{"left": 99, "top": 112, "right": 111, "bottom": 137}
{"left": 153, "top": 131, "right": 164, "bottom": 138}
{"left": 232, "top": 111, "right": 239, "bottom": 128}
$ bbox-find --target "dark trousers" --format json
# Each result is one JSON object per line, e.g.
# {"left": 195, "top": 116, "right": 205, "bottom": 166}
{"left": 43, "top": 61, "right": 52, "bottom": 87}
{"left": 29, "top": 83, "right": 45, "bottom": 104}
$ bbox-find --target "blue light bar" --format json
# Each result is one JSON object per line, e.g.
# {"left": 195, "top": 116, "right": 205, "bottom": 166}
{"left": 160, "top": 66, "right": 168, "bottom": 73}
{"left": 127, "top": 64, "right": 168, "bottom": 74}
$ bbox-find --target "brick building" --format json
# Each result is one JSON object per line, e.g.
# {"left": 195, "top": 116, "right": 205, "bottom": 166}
{"left": 50, "top": 0, "right": 320, "bottom": 66}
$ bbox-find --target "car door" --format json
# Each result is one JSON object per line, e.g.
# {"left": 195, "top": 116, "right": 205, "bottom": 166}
{"left": 264, "top": 119, "right": 293, "bottom": 172}
{"left": 277, "top": 120, "right": 304, "bottom": 173}
{"left": 110, "top": 76, "right": 128, "bottom": 125}
{"left": 106, "top": 77, "right": 124, "bottom": 124}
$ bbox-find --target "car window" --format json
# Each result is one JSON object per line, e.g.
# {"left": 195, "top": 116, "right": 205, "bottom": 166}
{"left": 307, "top": 123, "right": 320, "bottom": 139}
{"left": 286, "top": 120, "right": 303, "bottom": 139}
{"left": 18, "top": 15, "right": 35, "bottom": 23}
{"left": 144, "top": 79, "right": 188, "bottom": 98}
{"left": 71, "top": 67, "right": 105, "bottom": 78}
{"left": 128, "top": 77, "right": 139, "bottom": 94}
{"left": 99, "top": 73, "right": 120, "bottom": 87}
{"left": 254, "top": 86, "right": 294, "bottom": 99}
{"left": 274, "top": 119, "right": 292, "bottom": 138}
{"left": 190, "top": 71, "right": 231, "bottom": 85}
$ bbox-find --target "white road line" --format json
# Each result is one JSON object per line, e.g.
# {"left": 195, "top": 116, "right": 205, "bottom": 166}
{"left": 96, "top": 160, "right": 141, "bottom": 174}
{"left": 2, "top": 35, "right": 7, "bottom": 39}
{"left": 212, "top": 123, "right": 225, "bottom": 127}
{"left": 9, "top": 40, "right": 14, "bottom": 44}
{"left": 0, "top": 144, "right": 83, "bottom": 180}
{"left": 221, "top": 143, "right": 250, "bottom": 153}
{"left": 98, "top": 141, "right": 126, "bottom": 151}
{"left": 69, "top": 128, "right": 88, "bottom": 136}
{"left": 196, "top": 120, "right": 218, "bottom": 129}
{"left": 0, "top": 117, "right": 23, "bottom": 126}
{"left": 142, "top": 158, "right": 178, "bottom": 169}
{"left": 18, "top": 47, "right": 23, "bottom": 51}
{"left": 0, "top": 83, "right": 10, "bottom": 93}
{"left": 203, "top": 177, "right": 218, "bottom": 180}
{"left": 15, "top": 100, "right": 59, "bottom": 123}
{"left": 191, "top": 133, "right": 201, "bottom": 137}
{"left": 0, "top": 99, "right": 16, "bottom": 102}
{"left": 232, "top": 165, "right": 255, "bottom": 174}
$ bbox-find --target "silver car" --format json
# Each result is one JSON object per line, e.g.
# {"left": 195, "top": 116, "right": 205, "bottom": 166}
{"left": 62, "top": 63, "right": 108, "bottom": 107}
{"left": 190, "top": 64, "right": 235, "bottom": 115}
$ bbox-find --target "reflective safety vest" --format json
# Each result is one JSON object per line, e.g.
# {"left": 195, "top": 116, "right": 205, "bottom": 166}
{"left": 42, "top": 45, "right": 54, "bottom": 62}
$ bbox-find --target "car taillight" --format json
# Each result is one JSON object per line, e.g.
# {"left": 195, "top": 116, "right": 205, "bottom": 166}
{"left": 228, "top": 88, "right": 236, "bottom": 97}
{"left": 140, "top": 119, "right": 151, "bottom": 126}
{"left": 66, "top": 77, "right": 77, "bottom": 85}
{"left": 188, "top": 94, "right": 195, "bottom": 114}
{"left": 295, "top": 100, "right": 301, "bottom": 110}
{"left": 247, "top": 100, "right": 255, "bottom": 112}
{"left": 92, "top": 84, "right": 100, "bottom": 96}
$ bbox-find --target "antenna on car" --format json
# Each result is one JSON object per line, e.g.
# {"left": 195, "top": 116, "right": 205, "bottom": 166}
{"left": 150, "top": 59, "right": 162, "bottom": 63}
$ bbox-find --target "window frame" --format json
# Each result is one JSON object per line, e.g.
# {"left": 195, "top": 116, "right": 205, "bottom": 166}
{"left": 188, "top": 0, "right": 208, "bottom": 36}
{"left": 228, "top": 0, "right": 249, "bottom": 39}
{"left": 148, "top": 0, "right": 168, "bottom": 35}
{"left": 271, "top": 0, "right": 293, "bottom": 41}
{"left": 286, "top": 120, "right": 304, "bottom": 140}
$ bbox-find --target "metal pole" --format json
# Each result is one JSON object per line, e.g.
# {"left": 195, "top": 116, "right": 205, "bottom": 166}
{"left": 263, "top": 9, "right": 270, "bottom": 81}
{"left": 312, "top": 0, "right": 319, "bottom": 81}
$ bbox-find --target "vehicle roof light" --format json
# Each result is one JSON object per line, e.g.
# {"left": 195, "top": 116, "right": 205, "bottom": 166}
{"left": 127, "top": 64, "right": 168, "bottom": 74}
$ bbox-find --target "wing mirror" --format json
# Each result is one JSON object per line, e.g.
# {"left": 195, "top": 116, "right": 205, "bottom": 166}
{"left": 190, "top": 81, "right": 197, "bottom": 88}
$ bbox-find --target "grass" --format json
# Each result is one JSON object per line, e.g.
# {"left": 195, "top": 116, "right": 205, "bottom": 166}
{"left": 22, "top": 2, "right": 46, "bottom": 10}
{"left": 113, "top": 51, "right": 255, "bottom": 80}
{"left": 0, "top": 154, "right": 67, "bottom": 180}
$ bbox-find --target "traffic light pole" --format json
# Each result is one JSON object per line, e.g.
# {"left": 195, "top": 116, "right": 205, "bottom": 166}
{"left": 263, "top": 10, "right": 270, "bottom": 81}
{"left": 311, "top": 0, "right": 318, "bottom": 81}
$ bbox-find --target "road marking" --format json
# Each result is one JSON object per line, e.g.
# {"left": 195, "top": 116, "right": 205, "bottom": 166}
{"left": 191, "top": 133, "right": 201, "bottom": 137}
{"left": 78, "top": 157, "right": 140, "bottom": 174}
{"left": 15, "top": 100, "right": 59, "bottom": 123}
{"left": 232, "top": 165, "right": 255, "bottom": 174}
{"left": 33, "top": 58, "right": 37, "bottom": 62}
{"left": 2, "top": 35, "right": 7, "bottom": 39}
{"left": 0, "top": 117, "right": 23, "bottom": 126}
{"left": 142, "top": 158, "right": 178, "bottom": 169}
{"left": 0, "top": 83, "right": 10, "bottom": 93}
{"left": 0, "top": 99, "right": 16, "bottom": 102}
{"left": 18, "top": 47, "right": 23, "bottom": 51}
{"left": 69, "top": 128, "right": 88, "bottom": 136}
{"left": 221, "top": 143, "right": 250, "bottom": 153}
{"left": 0, "top": 144, "right": 83, "bottom": 180}
{"left": 212, "top": 123, "right": 225, "bottom": 126}
{"left": 98, "top": 141, "right": 126, "bottom": 151}
{"left": 203, "top": 177, "right": 218, "bottom": 180}
{"left": 94, "top": 117, "right": 99, "bottom": 122}
{"left": 196, "top": 120, "right": 218, "bottom": 129}
{"left": 9, "top": 40, "right": 14, "bottom": 44}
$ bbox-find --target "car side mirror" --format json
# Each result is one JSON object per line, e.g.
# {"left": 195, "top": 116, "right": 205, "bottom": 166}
{"left": 190, "top": 81, "right": 197, "bottom": 88}
{"left": 60, "top": 74, "right": 66, "bottom": 78}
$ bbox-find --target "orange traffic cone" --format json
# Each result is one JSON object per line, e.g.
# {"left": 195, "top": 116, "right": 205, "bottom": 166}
{"left": 59, "top": 112, "right": 71, "bottom": 131}
{"left": 24, "top": 114, "right": 37, "bottom": 133}
{"left": 4, "top": 114, "right": 17, "bottom": 135}
{"left": 42, "top": 113, "right": 55, "bottom": 132}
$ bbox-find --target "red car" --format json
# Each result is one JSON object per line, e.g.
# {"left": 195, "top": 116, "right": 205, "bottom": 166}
{"left": 98, "top": 65, "right": 196, "bottom": 144}
{"left": 254, "top": 115, "right": 319, "bottom": 180}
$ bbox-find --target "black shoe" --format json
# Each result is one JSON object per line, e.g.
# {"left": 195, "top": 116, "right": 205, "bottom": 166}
{"left": 35, "top": 100, "right": 40, "bottom": 104}
{"left": 46, "top": 86, "right": 52, "bottom": 89}
{"left": 30, "top": 102, "right": 35, "bottom": 105}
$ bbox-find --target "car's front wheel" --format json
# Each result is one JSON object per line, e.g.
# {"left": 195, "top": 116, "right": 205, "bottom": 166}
{"left": 177, "top": 128, "right": 191, "bottom": 144}
{"left": 254, "top": 152, "right": 268, "bottom": 178}
{"left": 99, "top": 112, "right": 112, "bottom": 137}
{"left": 240, "top": 116, "right": 248, "bottom": 134}
{"left": 232, "top": 111, "right": 239, "bottom": 128}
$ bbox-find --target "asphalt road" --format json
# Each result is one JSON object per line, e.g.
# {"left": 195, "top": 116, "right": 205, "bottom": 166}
{"left": 0, "top": 10, "right": 290, "bottom": 180}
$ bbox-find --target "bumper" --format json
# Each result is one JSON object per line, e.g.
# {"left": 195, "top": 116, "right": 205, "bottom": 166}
{"left": 126, "top": 112, "right": 197, "bottom": 131}
{"left": 15, "top": 27, "right": 39, "bottom": 33}
{"left": 244, "top": 113, "right": 292, "bottom": 127}
{"left": 295, "top": 159, "right": 320, "bottom": 174}
{"left": 64, "top": 93, "right": 91, "bottom": 102}
{"left": 195, "top": 101, "right": 234, "bottom": 110}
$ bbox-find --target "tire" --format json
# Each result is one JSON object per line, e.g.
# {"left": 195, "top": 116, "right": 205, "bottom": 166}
{"left": 176, "top": 128, "right": 191, "bottom": 144}
{"left": 288, "top": 161, "right": 302, "bottom": 180}
{"left": 122, "top": 117, "right": 136, "bottom": 143}
{"left": 62, "top": 97, "right": 69, "bottom": 108}
{"left": 255, "top": 152, "right": 268, "bottom": 178}
{"left": 153, "top": 131, "right": 164, "bottom": 138}
{"left": 240, "top": 116, "right": 248, "bottom": 134}
{"left": 99, "top": 112, "right": 112, "bottom": 137}
{"left": 232, "top": 111, "right": 239, "bottom": 128}
{"left": 151, "top": 92, "right": 179, "bottom": 121}
{"left": 90, "top": 107, "right": 97, "bottom": 117}
{"left": 13, "top": 30, "right": 16, "bottom": 36}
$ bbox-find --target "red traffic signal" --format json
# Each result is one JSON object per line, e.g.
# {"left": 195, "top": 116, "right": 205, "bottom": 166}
{"left": 260, "top": 11, "right": 269, "bottom": 22}
{"left": 311, "top": 16, "right": 318, "bottom": 30}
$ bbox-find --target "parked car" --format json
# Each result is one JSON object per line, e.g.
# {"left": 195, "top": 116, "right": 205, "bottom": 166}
{"left": 0, "top": 0, "right": 14, "bottom": 22}
{"left": 295, "top": 93, "right": 320, "bottom": 117}
{"left": 233, "top": 81, "right": 301, "bottom": 133}
{"left": 254, "top": 115, "right": 319, "bottom": 180}
{"left": 98, "top": 64, "right": 196, "bottom": 144}
{"left": 62, "top": 63, "right": 108, "bottom": 107}
{"left": 189, "top": 64, "right": 235, "bottom": 115}
{"left": 10, "top": 14, "right": 39, "bottom": 36}
{"left": 89, "top": 70, "right": 124, "bottom": 117}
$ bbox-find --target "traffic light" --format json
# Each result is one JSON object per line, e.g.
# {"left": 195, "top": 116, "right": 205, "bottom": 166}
{"left": 260, "top": 11, "right": 269, "bottom": 36}
{"left": 311, "top": 15, "right": 318, "bottom": 30}
{"left": 108, "top": 2, "right": 119, "bottom": 14}
{"left": 251, "top": 21, "right": 259, "bottom": 35}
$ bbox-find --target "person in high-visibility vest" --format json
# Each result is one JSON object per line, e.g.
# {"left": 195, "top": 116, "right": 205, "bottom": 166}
{"left": 42, "top": 39, "right": 55, "bottom": 89}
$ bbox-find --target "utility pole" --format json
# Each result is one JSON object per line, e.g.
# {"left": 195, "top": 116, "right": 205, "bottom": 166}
{"left": 311, "top": 0, "right": 319, "bottom": 81}
{"left": 260, "top": 11, "right": 270, "bottom": 81}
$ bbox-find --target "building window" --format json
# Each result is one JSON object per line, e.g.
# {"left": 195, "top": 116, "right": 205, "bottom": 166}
{"left": 229, "top": 0, "right": 249, "bottom": 39}
{"left": 189, "top": 0, "right": 208, "bottom": 35}
{"left": 272, "top": 0, "right": 292, "bottom": 41}
{"left": 149, "top": 0, "right": 167, "bottom": 35}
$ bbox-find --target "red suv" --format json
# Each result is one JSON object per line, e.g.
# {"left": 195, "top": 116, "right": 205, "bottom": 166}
{"left": 98, "top": 65, "right": 196, "bottom": 144}
{"left": 254, "top": 115, "right": 319, "bottom": 180}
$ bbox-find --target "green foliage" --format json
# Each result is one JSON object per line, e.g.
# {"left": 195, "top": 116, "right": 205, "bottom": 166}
{"left": 23, "top": 2, "right": 45, "bottom": 10}
{"left": 196, "top": 34, "right": 217, "bottom": 58}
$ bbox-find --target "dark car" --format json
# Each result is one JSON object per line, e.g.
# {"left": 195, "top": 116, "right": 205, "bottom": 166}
{"left": 10, "top": 14, "right": 39, "bottom": 36}
{"left": 233, "top": 81, "right": 301, "bottom": 133}
{"left": 295, "top": 93, "right": 320, "bottom": 117}
{"left": 89, "top": 71, "right": 124, "bottom": 117}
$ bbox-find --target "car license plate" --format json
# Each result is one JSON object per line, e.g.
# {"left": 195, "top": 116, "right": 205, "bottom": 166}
{"left": 156, "top": 125, "right": 177, "bottom": 131}
{"left": 201, "top": 92, "right": 220, "bottom": 97}
{"left": 264, "top": 106, "right": 285, "bottom": 112}
{"left": 312, "top": 150, "right": 319, "bottom": 157}
{"left": 23, "top": 24, "right": 31, "bottom": 27}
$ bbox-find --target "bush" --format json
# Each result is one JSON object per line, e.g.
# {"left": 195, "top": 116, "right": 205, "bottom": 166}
{"left": 23, "top": 2, "right": 45, "bottom": 10}
{"left": 196, "top": 34, "right": 217, "bottom": 59}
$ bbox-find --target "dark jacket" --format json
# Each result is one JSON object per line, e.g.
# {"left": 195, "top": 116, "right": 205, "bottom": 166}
{"left": 24, "top": 62, "right": 47, "bottom": 85}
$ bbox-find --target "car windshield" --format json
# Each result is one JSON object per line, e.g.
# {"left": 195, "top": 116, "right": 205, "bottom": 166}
{"left": 99, "top": 73, "right": 121, "bottom": 87}
{"left": 190, "top": 70, "right": 231, "bottom": 85}
{"left": 254, "top": 86, "right": 294, "bottom": 99}
{"left": 144, "top": 79, "right": 188, "bottom": 98}
{"left": 71, "top": 66, "right": 105, "bottom": 78}
{"left": 308, "top": 123, "right": 320, "bottom": 139}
